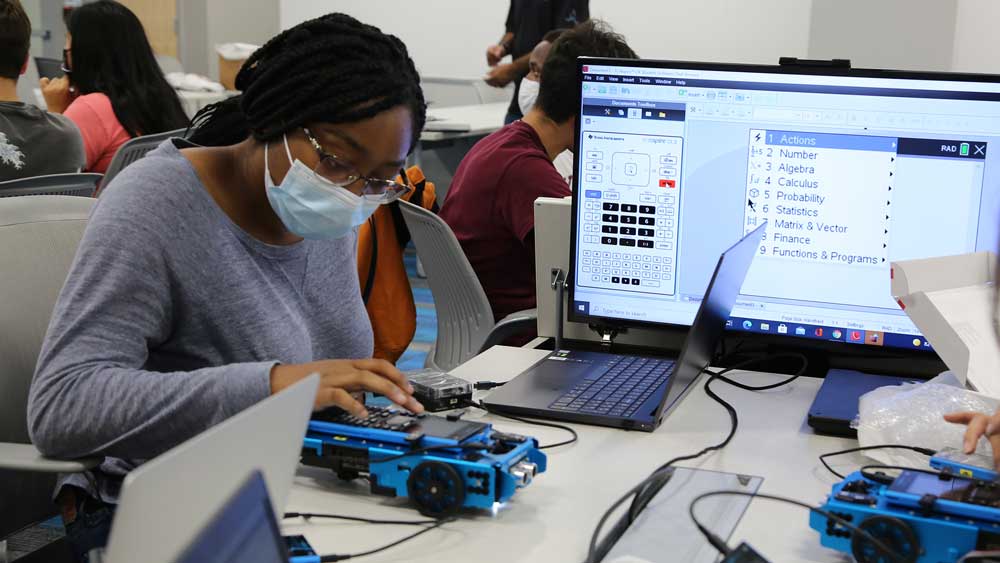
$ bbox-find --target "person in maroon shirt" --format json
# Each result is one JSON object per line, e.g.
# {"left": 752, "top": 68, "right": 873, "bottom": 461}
{"left": 441, "top": 21, "right": 637, "bottom": 322}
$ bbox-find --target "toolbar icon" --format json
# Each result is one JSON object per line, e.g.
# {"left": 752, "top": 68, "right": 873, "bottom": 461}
{"left": 777, "top": 324, "right": 788, "bottom": 334}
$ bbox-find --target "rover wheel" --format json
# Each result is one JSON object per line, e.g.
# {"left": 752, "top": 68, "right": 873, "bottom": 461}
{"left": 850, "top": 515, "right": 919, "bottom": 563}
{"left": 407, "top": 461, "right": 465, "bottom": 517}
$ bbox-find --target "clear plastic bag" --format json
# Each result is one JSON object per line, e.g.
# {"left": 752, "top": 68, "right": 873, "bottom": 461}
{"left": 855, "top": 371, "right": 999, "bottom": 467}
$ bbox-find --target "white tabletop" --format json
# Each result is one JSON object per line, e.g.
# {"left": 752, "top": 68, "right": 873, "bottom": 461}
{"left": 284, "top": 346, "right": 861, "bottom": 562}
{"left": 420, "top": 102, "right": 509, "bottom": 143}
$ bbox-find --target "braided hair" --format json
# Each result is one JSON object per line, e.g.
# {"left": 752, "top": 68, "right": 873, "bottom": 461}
{"left": 189, "top": 13, "right": 426, "bottom": 151}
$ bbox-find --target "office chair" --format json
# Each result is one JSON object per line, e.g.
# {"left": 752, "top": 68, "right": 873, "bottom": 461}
{"left": 397, "top": 200, "right": 537, "bottom": 371}
{"left": 0, "top": 196, "right": 100, "bottom": 558}
{"left": 0, "top": 173, "right": 102, "bottom": 198}
{"left": 98, "top": 128, "right": 187, "bottom": 193}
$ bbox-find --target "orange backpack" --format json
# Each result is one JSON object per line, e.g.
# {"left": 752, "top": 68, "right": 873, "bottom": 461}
{"left": 357, "top": 166, "right": 438, "bottom": 363}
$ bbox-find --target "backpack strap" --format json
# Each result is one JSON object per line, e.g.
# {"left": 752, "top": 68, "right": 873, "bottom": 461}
{"left": 361, "top": 215, "right": 378, "bottom": 304}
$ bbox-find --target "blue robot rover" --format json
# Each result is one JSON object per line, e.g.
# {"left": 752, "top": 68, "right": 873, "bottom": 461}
{"left": 811, "top": 453, "right": 1000, "bottom": 562}
{"left": 301, "top": 406, "right": 546, "bottom": 517}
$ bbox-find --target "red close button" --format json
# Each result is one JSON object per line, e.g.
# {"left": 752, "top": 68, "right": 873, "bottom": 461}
{"left": 659, "top": 179, "right": 677, "bottom": 188}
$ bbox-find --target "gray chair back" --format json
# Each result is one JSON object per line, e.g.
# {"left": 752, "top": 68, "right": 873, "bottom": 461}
{"left": 0, "top": 196, "right": 94, "bottom": 537}
{"left": 98, "top": 128, "right": 186, "bottom": 192}
{"left": 397, "top": 200, "right": 497, "bottom": 371}
{"left": 0, "top": 173, "right": 102, "bottom": 198}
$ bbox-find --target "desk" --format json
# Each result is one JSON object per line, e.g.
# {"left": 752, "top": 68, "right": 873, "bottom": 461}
{"left": 420, "top": 102, "right": 509, "bottom": 144}
{"left": 411, "top": 102, "right": 508, "bottom": 203}
{"left": 284, "top": 346, "right": 864, "bottom": 562}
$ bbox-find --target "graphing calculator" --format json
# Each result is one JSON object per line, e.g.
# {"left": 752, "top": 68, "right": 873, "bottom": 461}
{"left": 931, "top": 447, "right": 999, "bottom": 481}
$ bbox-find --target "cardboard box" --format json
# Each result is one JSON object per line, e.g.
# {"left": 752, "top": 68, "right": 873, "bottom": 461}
{"left": 892, "top": 252, "right": 1000, "bottom": 398}
{"left": 218, "top": 55, "right": 245, "bottom": 91}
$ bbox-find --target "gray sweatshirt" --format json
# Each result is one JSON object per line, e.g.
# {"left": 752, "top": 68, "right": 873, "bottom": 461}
{"left": 28, "top": 140, "right": 374, "bottom": 502}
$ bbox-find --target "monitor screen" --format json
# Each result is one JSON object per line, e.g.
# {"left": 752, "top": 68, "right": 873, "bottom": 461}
{"left": 568, "top": 58, "right": 1000, "bottom": 352}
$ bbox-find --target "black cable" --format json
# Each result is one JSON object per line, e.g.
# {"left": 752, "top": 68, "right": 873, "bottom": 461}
{"left": 628, "top": 353, "right": 809, "bottom": 522}
{"left": 689, "top": 491, "right": 906, "bottom": 563}
{"left": 313, "top": 517, "right": 455, "bottom": 562}
{"left": 859, "top": 464, "right": 947, "bottom": 485}
{"left": 585, "top": 353, "right": 809, "bottom": 563}
{"left": 819, "top": 445, "right": 937, "bottom": 479}
{"left": 626, "top": 374, "right": 739, "bottom": 521}
{"left": 470, "top": 401, "right": 579, "bottom": 449}
{"left": 283, "top": 512, "right": 439, "bottom": 525}
{"left": 474, "top": 381, "right": 505, "bottom": 391}
{"left": 584, "top": 368, "right": 734, "bottom": 563}
{"left": 702, "top": 352, "right": 810, "bottom": 391}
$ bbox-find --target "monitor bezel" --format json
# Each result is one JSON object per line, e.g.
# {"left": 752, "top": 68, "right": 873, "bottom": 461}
{"left": 566, "top": 56, "right": 1000, "bottom": 356}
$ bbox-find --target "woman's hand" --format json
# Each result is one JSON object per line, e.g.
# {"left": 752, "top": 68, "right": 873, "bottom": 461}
{"left": 944, "top": 409, "right": 1000, "bottom": 468}
{"left": 270, "top": 359, "right": 423, "bottom": 417}
{"left": 39, "top": 76, "right": 74, "bottom": 114}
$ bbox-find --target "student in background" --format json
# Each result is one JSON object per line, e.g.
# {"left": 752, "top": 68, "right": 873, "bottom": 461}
{"left": 516, "top": 28, "right": 573, "bottom": 185}
{"left": 443, "top": 21, "right": 636, "bottom": 323}
{"left": 485, "top": 0, "right": 588, "bottom": 124}
{"left": 0, "top": 0, "right": 84, "bottom": 181}
{"left": 29, "top": 13, "right": 424, "bottom": 561}
{"left": 40, "top": 0, "right": 187, "bottom": 174}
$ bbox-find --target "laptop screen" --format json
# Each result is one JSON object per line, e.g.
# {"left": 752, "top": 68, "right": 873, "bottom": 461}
{"left": 175, "top": 471, "right": 288, "bottom": 563}
{"left": 568, "top": 58, "right": 1000, "bottom": 351}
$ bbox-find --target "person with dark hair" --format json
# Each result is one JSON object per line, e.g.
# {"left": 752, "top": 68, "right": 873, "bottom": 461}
{"left": 39, "top": 0, "right": 188, "bottom": 174}
{"left": 442, "top": 20, "right": 637, "bottom": 323}
{"left": 28, "top": 13, "right": 426, "bottom": 561}
{"left": 0, "top": 0, "right": 84, "bottom": 181}
{"left": 485, "top": 0, "right": 588, "bottom": 124}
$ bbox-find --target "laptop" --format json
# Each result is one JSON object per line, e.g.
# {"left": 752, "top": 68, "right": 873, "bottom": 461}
{"left": 95, "top": 374, "right": 319, "bottom": 563}
{"left": 807, "top": 369, "right": 921, "bottom": 437}
{"left": 484, "top": 223, "right": 765, "bottom": 431}
{"left": 175, "top": 470, "right": 289, "bottom": 563}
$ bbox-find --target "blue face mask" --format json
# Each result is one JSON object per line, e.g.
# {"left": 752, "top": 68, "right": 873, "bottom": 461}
{"left": 264, "top": 134, "right": 381, "bottom": 240}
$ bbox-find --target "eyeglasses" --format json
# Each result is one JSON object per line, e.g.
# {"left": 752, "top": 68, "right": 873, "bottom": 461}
{"left": 302, "top": 127, "right": 410, "bottom": 204}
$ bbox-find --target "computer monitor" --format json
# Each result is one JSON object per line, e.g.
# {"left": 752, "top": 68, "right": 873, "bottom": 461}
{"left": 175, "top": 470, "right": 288, "bottom": 563}
{"left": 568, "top": 57, "right": 1000, "bottom": 353}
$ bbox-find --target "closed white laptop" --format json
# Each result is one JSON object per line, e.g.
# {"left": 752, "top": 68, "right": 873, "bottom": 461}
{"left": 100, "top": 374, "right": 319, "bottom": 563}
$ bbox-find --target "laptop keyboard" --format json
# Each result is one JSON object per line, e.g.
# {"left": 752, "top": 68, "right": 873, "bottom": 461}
{"left": 548, "top": 356, "right": 675, "bottom": 418}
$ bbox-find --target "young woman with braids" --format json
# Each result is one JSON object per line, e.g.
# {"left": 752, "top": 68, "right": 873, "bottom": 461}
{"left": 28, "top": 14, "right": 426, "bottom": 560}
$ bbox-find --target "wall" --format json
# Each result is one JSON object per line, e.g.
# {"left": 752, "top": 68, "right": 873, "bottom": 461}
{"left": 279, "top": 0, "right": 1000, "bottom": 77}
{"left": 279, "top": 0, "right": 508, "bottom": 79}
{"left": 807, "top": 0, "right": 957, "bottom": 71}
{"left": 952, "top": 0, "right": 1000, "bottom": 74}
{"left": 588, "top": 0, "right": 812, "bottom": 64}
{"left": 279, "top": 0, "right": 812, "bottom": 78}
{"left": 179, "top": 0, "right": 280, "bottom": 80}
